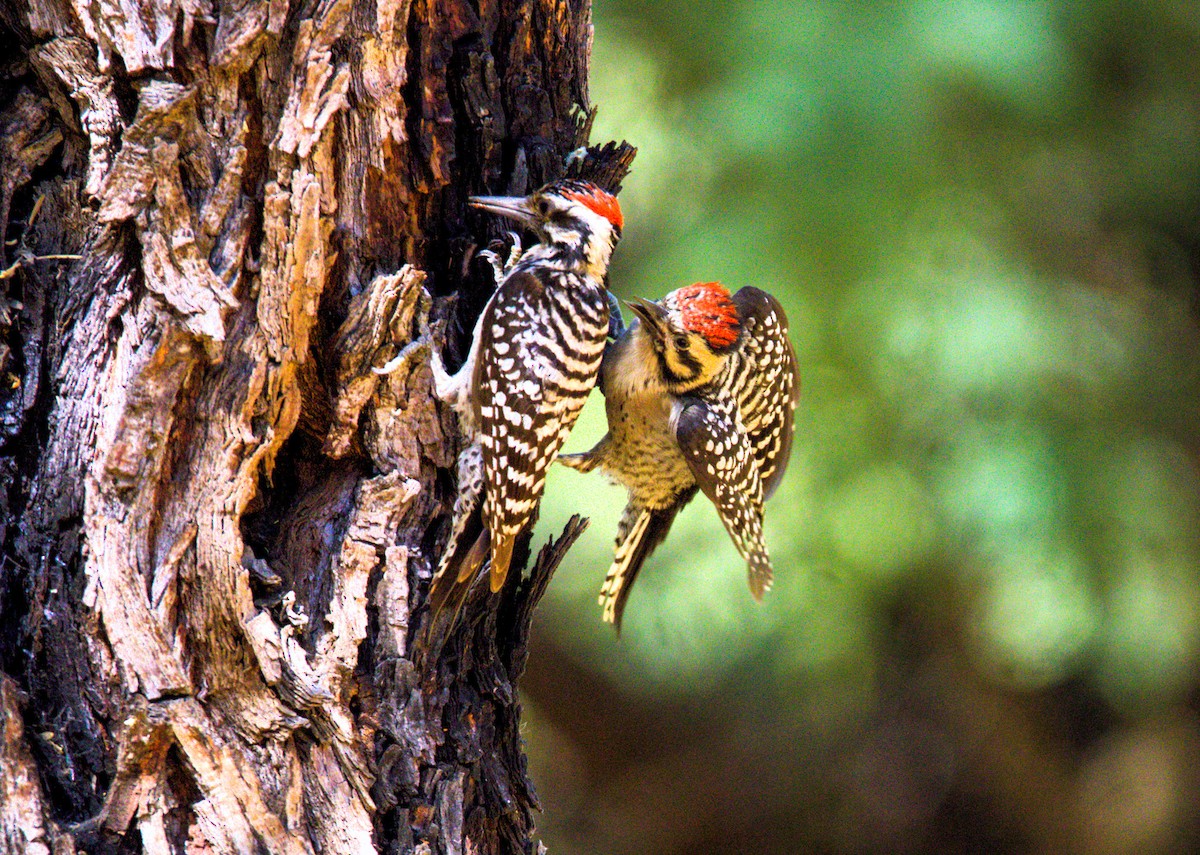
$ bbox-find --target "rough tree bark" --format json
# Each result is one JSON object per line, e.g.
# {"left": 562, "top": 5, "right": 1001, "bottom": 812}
{"left": 0, "top": 0, "right": 628, "bottom": 851}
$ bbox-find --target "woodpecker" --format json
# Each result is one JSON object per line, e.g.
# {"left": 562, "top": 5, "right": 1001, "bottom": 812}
{"left": 560, "top": 282, "right": 800, "bottom": 629}
{"left": 429, "top": 179, "right": 624, "bottom": 610}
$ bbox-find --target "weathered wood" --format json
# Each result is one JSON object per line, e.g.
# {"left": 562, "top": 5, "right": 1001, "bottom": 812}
{"left": 0, "top": 676, "right": 61, "bottom": 855}
{"left": 0, "top": 0, "right": 617, "bottom": 850}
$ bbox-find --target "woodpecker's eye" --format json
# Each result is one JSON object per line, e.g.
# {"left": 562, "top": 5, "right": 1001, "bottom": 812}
{"left": 536, "top": 198, "right": 552, "bottom": 217}
{"left": 674, "top": 334, "right": 690, "bottom": 350}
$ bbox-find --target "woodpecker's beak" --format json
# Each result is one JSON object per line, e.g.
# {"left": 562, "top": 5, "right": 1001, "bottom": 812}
{"left": 468, "top": 195, "right": 537, "bottom": 228}
{"left": 625, "top": 297, "right": 669, "bottom": 338}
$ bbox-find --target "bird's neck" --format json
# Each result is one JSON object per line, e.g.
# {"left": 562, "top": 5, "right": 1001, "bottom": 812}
{"left": 519, "top": 239, "right": 612, "bottom": 285}
{"left": 604, "top": 331, "right": 666, "bottom": 400}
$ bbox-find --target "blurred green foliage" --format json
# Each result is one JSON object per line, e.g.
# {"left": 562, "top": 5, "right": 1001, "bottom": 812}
{"left": 527, "top": 1, "right": 1200, "bottom": 852}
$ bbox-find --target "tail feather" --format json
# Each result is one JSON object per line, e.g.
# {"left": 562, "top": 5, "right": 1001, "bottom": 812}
{"left": 599, "top": 508, "right": 652, "bottom": 626}
{"left": 489, "top": 533, "right": 514, "bottom": 592}
{"left": 600, "top": 488, "right": 697, "bottom": 631}
{"left": 426, "top": 526, "right": 491, "bottom": 650}
{"left": 428, "top": 443, "right": 488, "bottom": 617}
{"left": 457, "top": 527, "right": 490, "bottom": 583}
{"left": 429, "top": 525, "right": 488, "bottom": 618}
{"left": 746, "top": 548, "right": 774, "bottom": 602}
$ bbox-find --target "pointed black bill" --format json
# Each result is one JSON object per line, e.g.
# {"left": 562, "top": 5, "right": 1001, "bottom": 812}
{"left": 625, "top": 297, "right": 668, "bottom": 338}
{"left": 468, "top": 195, "right": 536, "bottom": 228}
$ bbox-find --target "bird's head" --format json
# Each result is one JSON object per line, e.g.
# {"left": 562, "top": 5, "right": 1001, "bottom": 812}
{"left": 627, "top": 281, "right": 743, "bottom": 391}
{"left": 469, "top": 180, "right": 623, "bottom": 279}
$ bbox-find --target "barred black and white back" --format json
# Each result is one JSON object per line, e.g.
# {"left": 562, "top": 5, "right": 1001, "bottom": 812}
{"left": 475, "top": 265, "right": 611, "bottom": 583}
{"left": 429, "top": 179, "right": 624, "bottom": 611}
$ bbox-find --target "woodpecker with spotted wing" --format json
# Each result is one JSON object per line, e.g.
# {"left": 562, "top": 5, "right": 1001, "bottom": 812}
{"left": 429, "top": 179, "right": 625, "bottom": 611}
{"left": 560, "top": 282, "right": 800, "bottom": 629}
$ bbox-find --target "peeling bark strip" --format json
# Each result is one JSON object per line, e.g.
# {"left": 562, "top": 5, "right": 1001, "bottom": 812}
{"left": 1, "top": 0, "right": 606, "bottom": 850}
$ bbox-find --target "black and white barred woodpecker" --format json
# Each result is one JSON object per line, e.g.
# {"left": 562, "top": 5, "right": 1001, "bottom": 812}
{"left": 429, "top": 179, "right": 624, "bottom": 608}
{"left": 560, "top": 282, "right": 800, "bottom": 629}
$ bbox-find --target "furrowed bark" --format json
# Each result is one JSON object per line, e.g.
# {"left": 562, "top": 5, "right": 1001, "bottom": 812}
{"left": 0, "top": 0, "right": 610, "bottom": 851}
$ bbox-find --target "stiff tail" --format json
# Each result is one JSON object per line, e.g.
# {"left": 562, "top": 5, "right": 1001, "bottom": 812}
{"left": 599, "top": 489, "right": 696, "bottom": 631}
{"left": 429, "top": 524, "right": 489, "bottom": 618}
{"left": 599, "top": 507, "right": 652, "bottom": 627}
{"left": 428, "top": 444, "right": 489, "bottom": 618}
{"left": 489, "top": 533, "right": 514, "bottom": 593}
{"left": 746, "top": 547, "right": 774, "bottom": 602}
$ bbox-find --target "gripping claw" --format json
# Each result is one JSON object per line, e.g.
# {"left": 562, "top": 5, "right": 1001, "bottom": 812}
{"left": 478, "top": 248, "right": 505, "bottom": 284}
{"left": 504, "top": 231, "right": 524, "bottom": 271}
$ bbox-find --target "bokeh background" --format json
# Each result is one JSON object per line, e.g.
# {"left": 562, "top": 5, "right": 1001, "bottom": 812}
{"left": 526, "top": 2, "right": 1200, "bottom": 852}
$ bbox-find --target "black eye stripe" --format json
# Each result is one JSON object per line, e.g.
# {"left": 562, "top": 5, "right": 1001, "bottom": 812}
{"left": 656, "top": 346, "right": 702, "bottom": 382}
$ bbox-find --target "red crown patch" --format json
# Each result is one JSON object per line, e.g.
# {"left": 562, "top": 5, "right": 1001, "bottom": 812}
{"left": 677, "top": 282, "right": 740, "bottom": 350}
{"left": 563, "top": 184, "right": 624, "bottom": 231}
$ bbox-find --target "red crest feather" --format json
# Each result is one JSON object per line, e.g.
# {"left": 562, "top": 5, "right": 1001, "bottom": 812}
{"left": 563, "top": 184, "right": 624, "bottom": 231}
{"left": 677, "top": 282, "right": 741, "bottom": 350}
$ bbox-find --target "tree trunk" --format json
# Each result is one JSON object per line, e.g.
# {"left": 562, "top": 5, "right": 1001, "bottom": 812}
{"left": 0, "top": 0, "right": 618, "bottom": 851}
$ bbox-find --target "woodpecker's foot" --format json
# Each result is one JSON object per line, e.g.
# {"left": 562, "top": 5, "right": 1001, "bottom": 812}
{"left": 425, "top": 311, "right": 479, "bottom": 428}
{"left": 503, "top": 230, "right": 524, "bottom": 270}
{"left": 558, "top": 433, "right": 610, "bottom": 473}
{"left": 424, "top": 318, "right": 456, "bottom": 398}
{"left": 477, "top": 248, "right": 505, "bottom": 283}
{"left": 478, "top": 231, "right": 524, "bottom": 285}
{"left": 556, "top": 451, "right": 594, "bottom": 472}
{"left": 558, "top": 445, "right": 607, "bottom": 473}
{"left": 374, "top": 337, "right": 429, "bottom": 376}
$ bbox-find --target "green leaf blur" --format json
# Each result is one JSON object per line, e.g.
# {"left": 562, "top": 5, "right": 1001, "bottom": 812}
{"left": 527, "top": 2, "right": 1200, "bottom": 852}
